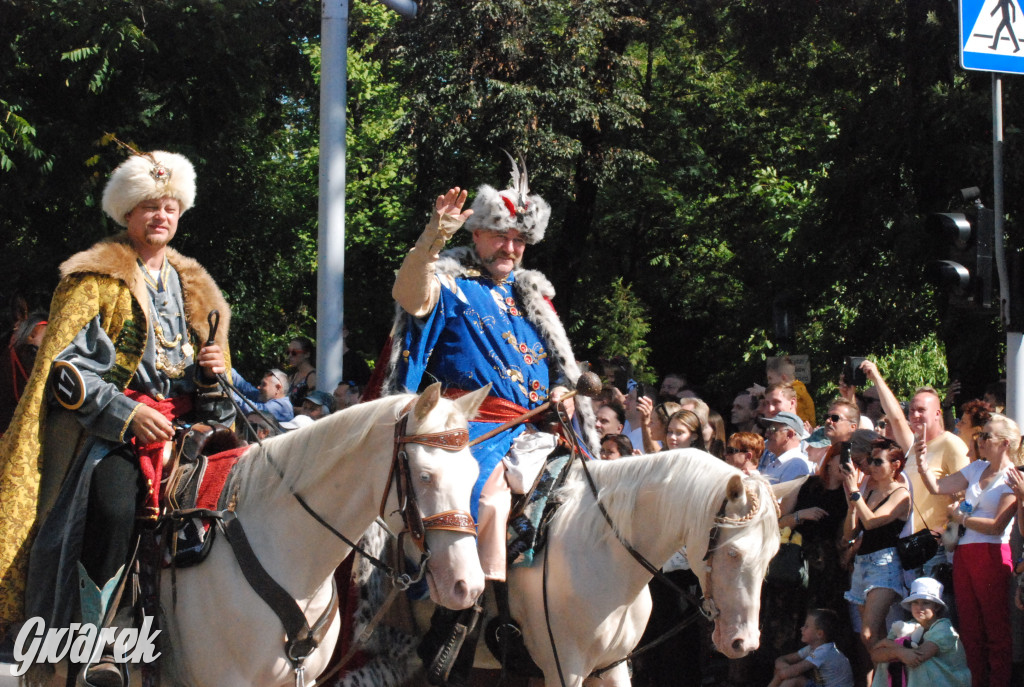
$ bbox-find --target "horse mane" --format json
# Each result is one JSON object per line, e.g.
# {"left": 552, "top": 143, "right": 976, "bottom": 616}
{"left": 714, "top": 474, "right": 780, "bottom": 573}
{"left": 230, "top": 393, "right": 417, "bottom": 504}
{"left": 552, "top": 449, "right": 777, "bottom": 570}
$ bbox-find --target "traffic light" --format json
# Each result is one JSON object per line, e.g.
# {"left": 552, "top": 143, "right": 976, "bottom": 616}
{"left": 925, "top": 186, "right": 994, "bottom": 308}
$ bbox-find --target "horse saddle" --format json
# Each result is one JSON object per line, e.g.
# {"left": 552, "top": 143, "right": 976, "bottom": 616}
{"left": 163, "top": 423, "right": 247, "bottom": 568}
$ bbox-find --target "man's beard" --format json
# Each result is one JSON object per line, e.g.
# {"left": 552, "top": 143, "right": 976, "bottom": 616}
{"left": 144, "top": 233, "right": 171, "bottom": 247}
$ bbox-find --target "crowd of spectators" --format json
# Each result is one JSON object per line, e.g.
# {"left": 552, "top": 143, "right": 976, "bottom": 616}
{"left": 589, "top": 355, "right": 1016, "bottom": 687}
{"left": 4, "top": 287, "right": 1020, "bottom": 687}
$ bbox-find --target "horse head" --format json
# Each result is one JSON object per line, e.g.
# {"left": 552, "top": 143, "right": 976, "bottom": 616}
{"left": 699, "top": 473, "right": 780, "bottom": 658}
{"left": 395, "top": 382, "right": 488, "bottom": 610}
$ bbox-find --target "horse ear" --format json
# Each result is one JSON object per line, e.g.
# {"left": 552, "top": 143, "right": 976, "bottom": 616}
{"left": 770, "top": 475, "right": 808, "bottom": 505}
{"left": 726, "top": 474, "right": 744, "bottom": 503}
{"left": 453, "top": 383, "right": 491, "bottom": 420}
{"left": 414, "top": 382, "right": 443, "bottom": 421}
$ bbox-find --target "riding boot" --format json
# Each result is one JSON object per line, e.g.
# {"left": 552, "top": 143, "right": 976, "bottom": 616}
{"left": 76, "top": 563, "right": 127, "bottom": 687}
{"left": 418, "top": 601, "right": 483, "bottom": 686}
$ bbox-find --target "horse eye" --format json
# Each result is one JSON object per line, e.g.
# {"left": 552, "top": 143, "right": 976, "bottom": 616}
{"left": 727, "top": 548, "right": 739, "bottom": 558}
{"left": 419, "top": 472, "right": 432, "bottom": 483}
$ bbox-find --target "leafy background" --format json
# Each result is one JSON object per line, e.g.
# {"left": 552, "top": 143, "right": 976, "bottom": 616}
{"left": 1, "top": 0, "right": 1018, "bottom": 414}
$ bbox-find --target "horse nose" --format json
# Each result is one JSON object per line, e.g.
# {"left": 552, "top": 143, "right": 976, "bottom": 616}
{"left": 730, "top": 629, "right": 759, "bottom": 656}
{"left": 453, "top": 579, "right": 469, "bottom": 601}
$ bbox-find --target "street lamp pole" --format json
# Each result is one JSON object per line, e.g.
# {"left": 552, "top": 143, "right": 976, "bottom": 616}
{"left": 317, "top": 0, "right": 416, "bottom": 394}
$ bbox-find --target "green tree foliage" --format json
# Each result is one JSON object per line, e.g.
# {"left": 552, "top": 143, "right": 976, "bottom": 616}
{"left": 578, "top": 277, "right": 652, "bottom": 381}
{"left": 1, "top": 0, "right": 1015, "bottom": 405}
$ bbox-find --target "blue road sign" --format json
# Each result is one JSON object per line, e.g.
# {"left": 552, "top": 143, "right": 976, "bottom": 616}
{"left": 962, "top": 0, "right": 1024, "bottom": 73}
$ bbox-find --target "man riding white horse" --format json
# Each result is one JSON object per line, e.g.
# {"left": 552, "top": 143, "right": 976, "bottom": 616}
{"left": 385, "top": 156, "right": 598, "bottom": 683}
{"left": 0, "top": 148, "right": 233, "bottom": 686}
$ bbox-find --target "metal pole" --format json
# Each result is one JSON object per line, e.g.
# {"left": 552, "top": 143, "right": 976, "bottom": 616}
{"left": 994, "top": 73, "right": 1021, "bottom": 422}
{"left": 317, "top": 0, "right": 348, "bottom": 394}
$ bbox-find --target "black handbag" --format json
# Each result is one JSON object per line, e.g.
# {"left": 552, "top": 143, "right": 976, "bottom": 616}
{"left": 896, "top": 528, "right": 939, "bottom": 571}
{"left": 766, "top": 541, "right": 809, "bottom": 588}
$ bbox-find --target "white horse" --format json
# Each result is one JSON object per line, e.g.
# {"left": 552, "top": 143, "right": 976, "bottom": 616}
{"left": 159, "top": 383, "right": 488, "bottom": 687}
{"left": 505, "top": 448, "right": 780, "bottom": 687}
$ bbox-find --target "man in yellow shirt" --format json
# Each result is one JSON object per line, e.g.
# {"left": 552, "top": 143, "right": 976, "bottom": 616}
{"left": 903, "top": 386, "right": 969, "bottom": 573}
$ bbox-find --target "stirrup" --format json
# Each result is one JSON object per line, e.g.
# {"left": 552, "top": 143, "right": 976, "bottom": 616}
{"left": 78, "top": 654, "right": 126, "bottom": 687}
{"left": 425, "top": 603, "right": 483, "bottom": 686}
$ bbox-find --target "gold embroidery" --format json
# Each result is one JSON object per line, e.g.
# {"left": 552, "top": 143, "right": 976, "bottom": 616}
{"left": 155, "top": 349, "right": 186, "bottom": 379}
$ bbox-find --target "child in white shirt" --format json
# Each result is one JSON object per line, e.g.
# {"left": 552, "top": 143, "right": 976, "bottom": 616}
{"left": 770, "top": 608, "right": 854, "bottom": 687}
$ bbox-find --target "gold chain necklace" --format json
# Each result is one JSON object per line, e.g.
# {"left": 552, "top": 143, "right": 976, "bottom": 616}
{"left": 155, "top": 349, "right": 186, "bottom": 379}
{"left": 153, "top": 324, "right": 182, "bottom": 349}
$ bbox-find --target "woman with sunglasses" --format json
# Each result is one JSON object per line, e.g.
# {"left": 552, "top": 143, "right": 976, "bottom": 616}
{"left": 285, "top": 336, "right": 317, "bottom": 412}
{"left": 842, "top": 439, "right": 911, "bottom": 677}
{"left": 724, "top": 432, "right": 763, "bottom": 474}
{"left": 916, "top": 414, "right": 1019, "bottom": 687}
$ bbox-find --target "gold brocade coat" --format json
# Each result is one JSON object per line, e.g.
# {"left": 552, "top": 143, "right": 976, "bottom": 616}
{"left": 0, "top": 233, "right": 230, "bottom": 628}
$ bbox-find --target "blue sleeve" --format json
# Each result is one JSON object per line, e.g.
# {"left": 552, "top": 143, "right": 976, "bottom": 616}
{"left": 231, "top": 369, "right": 260, "bottom": 401}
{"left": 778, "top": 457, "right": 811, "bottom": 483}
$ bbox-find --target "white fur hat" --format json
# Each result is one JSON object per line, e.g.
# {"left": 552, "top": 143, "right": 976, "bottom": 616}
{"left": 101, "top": 150, "right": 196, "bottom": 227}
{"left": 464, "top": 154, "right": 550, "bottom": 244}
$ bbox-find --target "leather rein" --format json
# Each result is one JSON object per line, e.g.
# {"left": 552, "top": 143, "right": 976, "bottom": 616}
{"left": 217, "top": 406, "right": 476, "bottom": 687}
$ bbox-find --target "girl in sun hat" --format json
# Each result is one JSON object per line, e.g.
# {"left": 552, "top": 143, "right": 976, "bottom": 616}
{"left": 869, "top": 577, "right": 970, "bottom": 687}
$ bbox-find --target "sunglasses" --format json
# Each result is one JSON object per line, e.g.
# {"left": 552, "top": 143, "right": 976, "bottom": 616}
{"left": 826, "top": 413, "right": 852, "bottom": 424}
{"left": 287, "top": 349, "right": 303, "bottom": 356}
{"left": 725, "top": 446, "right": 747, "bottom": 455}
{"left": 867, "top": 457, "right": 888, "bottom": 467}
{"left": 976, "top": 431, "right": 993, "bottom": 441}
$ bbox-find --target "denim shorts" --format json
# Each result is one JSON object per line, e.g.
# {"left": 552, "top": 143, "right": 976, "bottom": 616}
{"left": 844, "top": 546, "right": 905, "bottom": 606}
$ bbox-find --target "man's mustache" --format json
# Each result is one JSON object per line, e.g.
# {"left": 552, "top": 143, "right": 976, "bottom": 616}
{"left": 484, "top": 252, "right": 518, "bottom": 264}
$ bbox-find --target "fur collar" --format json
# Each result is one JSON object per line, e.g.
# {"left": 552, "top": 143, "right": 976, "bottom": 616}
{"left": 59, "top": 233, "right": 231, "bottom": 351}
{"left": 435, "top": 246, "right": 556, "bottom": 300}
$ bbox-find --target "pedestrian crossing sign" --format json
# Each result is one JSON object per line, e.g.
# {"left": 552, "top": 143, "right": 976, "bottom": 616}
{"left": 961, "top": 0, "right": 1024, "bottom": 73}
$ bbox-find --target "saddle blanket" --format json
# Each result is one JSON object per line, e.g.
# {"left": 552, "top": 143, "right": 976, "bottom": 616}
{"left": 507, "top": 454, "right": 571, "bottom": 568}
{"left": 165, "top": 445, "right": 248, "bottom": 567}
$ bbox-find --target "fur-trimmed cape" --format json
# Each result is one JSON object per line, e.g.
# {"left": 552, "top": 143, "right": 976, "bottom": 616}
{"left": 0, "top": 232, "right": 230, "bottom": 628}
{"left": 383, "top": 245, "right": 599, "bottom": 455}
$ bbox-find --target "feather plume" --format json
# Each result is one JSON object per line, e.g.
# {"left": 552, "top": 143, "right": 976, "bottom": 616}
{"left": 502, "top": 149, "right": 529, "bottom": 207}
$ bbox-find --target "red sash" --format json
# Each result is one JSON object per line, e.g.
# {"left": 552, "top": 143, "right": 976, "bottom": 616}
{"left": 124, "top": 389, "right": 194, "bottom": 518}
{"left": 442, "top": 389, "right": 529, "bottom": 423}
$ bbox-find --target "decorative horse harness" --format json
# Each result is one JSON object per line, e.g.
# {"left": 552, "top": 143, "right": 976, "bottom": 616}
{"left": 202, "top": 407, "right": 475, "bottom": 687}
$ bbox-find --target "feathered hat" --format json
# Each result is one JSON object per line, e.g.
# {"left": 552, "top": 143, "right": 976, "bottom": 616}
{"left": 102, "top": 148, "right": 197, "bottom": 227}
{"left": 464, "top": 152, "right": 550, "bottom": 244}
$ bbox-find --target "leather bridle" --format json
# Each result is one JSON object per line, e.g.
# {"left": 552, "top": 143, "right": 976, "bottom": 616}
{"left": 378, "top": 411, "right": 478, "bottom": 559}
{"left": 548, "top": 407, "right": 769, "bottom": 685}
{"left": 214, "top": 406, "right": 479, "bottom": 687}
